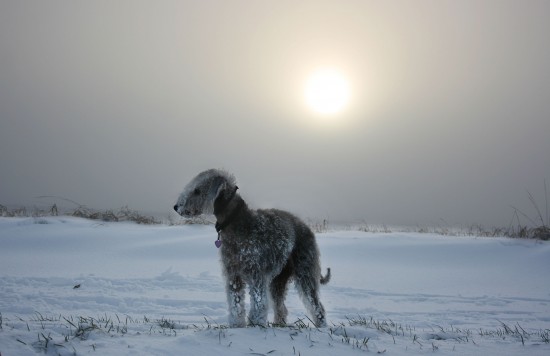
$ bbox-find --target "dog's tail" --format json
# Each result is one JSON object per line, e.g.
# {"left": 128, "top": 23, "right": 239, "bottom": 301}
{"left": 320, "top": 268, "right": 331, "bottom": 285}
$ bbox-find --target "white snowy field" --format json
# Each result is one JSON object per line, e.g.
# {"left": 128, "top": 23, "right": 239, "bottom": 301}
{"left": 1, "top": 217, "right": 549, "bottom": 355}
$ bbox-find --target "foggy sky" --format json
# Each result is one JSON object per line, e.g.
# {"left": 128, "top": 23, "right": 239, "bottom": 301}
{"left": 1, "top": 0, "right": 549, "bottom": 227}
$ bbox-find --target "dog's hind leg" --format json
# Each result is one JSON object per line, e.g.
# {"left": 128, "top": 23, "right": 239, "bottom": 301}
{"left": 294, "top": 273, "right": 327, "bottom": 327}
{"left": 270, "top": 262, "right": 293, "bottom": 325}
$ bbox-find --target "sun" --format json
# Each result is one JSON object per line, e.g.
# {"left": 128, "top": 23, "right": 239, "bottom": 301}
{"left": 305, "top": 68, "right": 351, "bottom": 115}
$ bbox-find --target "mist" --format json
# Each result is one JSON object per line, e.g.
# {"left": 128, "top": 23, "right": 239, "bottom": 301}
{"left": 1, "top": 0, "right": 549, "bottom": 227}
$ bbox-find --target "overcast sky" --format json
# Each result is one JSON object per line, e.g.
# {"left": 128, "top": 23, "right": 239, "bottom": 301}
{"left": 1, "top": 0, "right": 549, "bottom": 227}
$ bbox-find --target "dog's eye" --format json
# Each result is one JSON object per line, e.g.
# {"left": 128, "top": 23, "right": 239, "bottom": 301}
{"left": 193, "top": 188, "right": 201, "bottom": 195}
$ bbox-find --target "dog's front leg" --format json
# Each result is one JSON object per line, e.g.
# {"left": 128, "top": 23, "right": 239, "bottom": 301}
{"left": 248, "top": 276, "right": 268, "bottom": 327}
{"left": 226, "top": 275, "right": 246, "bottom": 328}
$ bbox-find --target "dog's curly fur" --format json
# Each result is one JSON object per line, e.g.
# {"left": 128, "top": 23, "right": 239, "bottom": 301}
{"left": 174, "top": 169, "right": 330, "bottom": 327}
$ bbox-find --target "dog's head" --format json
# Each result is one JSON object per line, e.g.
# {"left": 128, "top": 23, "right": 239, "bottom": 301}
{"left": 174, "top": 169, "right": 237, "bottom": 217}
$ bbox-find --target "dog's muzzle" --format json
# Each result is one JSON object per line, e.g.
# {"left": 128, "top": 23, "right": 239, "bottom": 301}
{"left": 174, "top": 205, "right": 197, "bottom": 217}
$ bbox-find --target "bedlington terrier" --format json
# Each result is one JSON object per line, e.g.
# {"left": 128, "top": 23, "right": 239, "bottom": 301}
{"left": 174, "top": 169, "right": 331, "bottom": 328}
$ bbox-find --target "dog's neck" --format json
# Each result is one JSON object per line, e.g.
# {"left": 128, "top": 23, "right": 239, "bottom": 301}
{"left": 214, "top": 192, "right": 245, "bottom": 234}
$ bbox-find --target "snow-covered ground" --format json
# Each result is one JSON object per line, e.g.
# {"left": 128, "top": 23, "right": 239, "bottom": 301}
{"left": 1, "top": 216, "right": 549, "bottom": 355}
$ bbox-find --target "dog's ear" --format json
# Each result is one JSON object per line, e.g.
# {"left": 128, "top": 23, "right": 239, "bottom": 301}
{"left": 213, "top": 181, "right": 228, "bottom": 214}
{"left": 213, "top": 182, "right": 238, "bottom": 215}
{"left": 214, "top": 181, "right": 227, "bottom": 200}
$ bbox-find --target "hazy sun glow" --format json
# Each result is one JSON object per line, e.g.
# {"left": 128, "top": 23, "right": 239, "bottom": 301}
{"left": 305, "top": 68, "right": 350, "bottom": 115}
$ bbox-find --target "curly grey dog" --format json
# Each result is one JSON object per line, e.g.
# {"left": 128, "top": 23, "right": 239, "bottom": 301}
{"left": 174, "top": 169, "right": 331, "bottom": 327}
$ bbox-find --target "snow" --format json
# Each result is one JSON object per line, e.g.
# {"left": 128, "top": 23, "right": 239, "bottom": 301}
{"left": 1, "top": 216, "right": 549, "bottom": 355}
